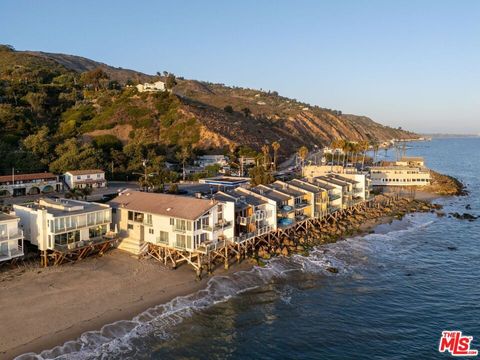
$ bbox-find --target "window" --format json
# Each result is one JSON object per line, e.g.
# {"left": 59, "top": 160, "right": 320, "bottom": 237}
{"left": 158, "top": 231, "right": 169, "bottom": 244}
{"left": 128, "top": 211, "right": 134, "bottom": 221}
{"left": 148, "top": 228, "right": 154, "bottom": 234}
{"left": 112, "top": 208, "right": 117, "bottom": 214}
{"left": 176, "top": 234, "right": 186, "bottom": 248}
{"left": 127, "top": 224, "right": 133, "bottom": 230}
{"left": 145, "top": 214, "right": 153, "bottom": 225}
{"left": 170, "top": 218, "right": 174, "bottom": 225}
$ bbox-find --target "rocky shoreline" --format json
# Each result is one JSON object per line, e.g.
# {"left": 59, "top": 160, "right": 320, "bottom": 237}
{"left": 256, "top": 195, "right": 442, "bottom": 265}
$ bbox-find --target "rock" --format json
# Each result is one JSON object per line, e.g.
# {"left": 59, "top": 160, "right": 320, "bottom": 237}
{"left": 450, "top": 212, "right": 478, "bottom": 221}
{"left": 466, "top": 204, "right": 472, "bottom": 210}
{"left": 435, "top": 211, "right": 446, "bottom": 217}
{"left": 281, "top": 247, "right": 289, "bottom": 256}
{"left": 326, "top": 267, "right": 338, "bottom": 274}
{"left": 447, "top": 246, "right": 457, "bottom": 251}
{"left": 296, "top": 245, "right": 305, "bottom": 252}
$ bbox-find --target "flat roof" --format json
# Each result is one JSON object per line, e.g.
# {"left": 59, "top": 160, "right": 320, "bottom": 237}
{"left": 252, "top": 185, "right": 291, "bottom": 203}
{"left": 199, "top": 176, "right": 250, "bottom": 184}
{"left": 0, "top": 213, "right": 17, "bottom": 222}
{"left": 109, "top": 190, "right": 216, "bottom": 220}
{"left": 268, "top": 183, "right": 304, "bottom": 197}
{"left": 15, "top": 198, "right": 107, "bottom": 217}
{"left": 315, "top": 176, "right": 349, "bottom": 187}
{"left": 288, "top": 179, "right": 324, "bottom": 193}
{"left": 330, "top": 175, "right": 359, "bottom": 184}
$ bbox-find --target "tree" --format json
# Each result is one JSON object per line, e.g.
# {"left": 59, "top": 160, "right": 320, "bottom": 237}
{"left": 372, "top": 141, "right": 380, "bottom": 164}
{"left": 261, "top": 144, "right": 271, "bottom": 170}
{"left": 297, "top": 145, "right": 309, "bottom": 175}
{"left": 224, "top": 105, "right": 234, "bottom": 114}
{"left": 23, "top": 91, "right": 47, "bottom": 116}
{"left": 359, "top": 140, "right": 370, "bottom": 171}
{"left": 80, "top": 68, "right": 110, "bottom": 91}
{"left": 165, "top": 74, "right": 177, "bottom": 90}
{"left": 272, "top": 141, "right": 280, "bottom": 171}
{"left": 176, "top": 145, "right": 191, "bottom": 181}
{"left": 22, "top": 126, "right": 53, "bottom": 166}
{"left": 241, "top": 107, "right": 251, "bottom": 117}
{"left": 49, "top": 138, "right": 104, "bottom": 174}
{"left": 249, "top": 165, "right": 274, "bottom": 186}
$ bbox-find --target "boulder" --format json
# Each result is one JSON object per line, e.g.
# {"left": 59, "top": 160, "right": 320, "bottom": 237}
{"left": 326, "top": 267, "right": 339, "bottom": 274}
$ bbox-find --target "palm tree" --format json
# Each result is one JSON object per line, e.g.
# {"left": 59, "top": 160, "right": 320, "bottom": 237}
{"left": 372, "top": 141, "right": 380, "bottom": 165}
{"left": 272, "top": 141, "right": 280, "bottom": 171}
{"left": 176, "top": 146, "right": 191, "bottom": 181}
{"left": 359, "top": 140, "right": 369, "bottom": 171}
{"left": 261, "top": 144, "right": 271, "bottom": 170}
{"left": 341, "top": 141, "right": 350, "bottom": 167}
{"left": 298, "top": 145, "right": 309, "bottom": 176}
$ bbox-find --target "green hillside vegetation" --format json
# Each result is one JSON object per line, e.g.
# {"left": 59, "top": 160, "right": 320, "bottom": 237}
{"left": 0, "top": 45, "right": 418, "bottom": 182}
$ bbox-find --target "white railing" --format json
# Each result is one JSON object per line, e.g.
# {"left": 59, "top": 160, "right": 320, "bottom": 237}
{"left": 0, "top": 230, "right": 23, "bottom": 241}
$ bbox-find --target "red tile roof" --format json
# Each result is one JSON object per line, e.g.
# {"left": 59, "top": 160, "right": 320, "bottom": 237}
{"left": 0, "top": 172, "right": 57, "bottom": 183}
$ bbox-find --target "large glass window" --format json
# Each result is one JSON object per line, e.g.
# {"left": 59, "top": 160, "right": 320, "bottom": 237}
{"left": 176, "top": 234, "right": 186, "bottom": 248}
{"left": 158, "top": 231, "right": 169, "bottom": 244}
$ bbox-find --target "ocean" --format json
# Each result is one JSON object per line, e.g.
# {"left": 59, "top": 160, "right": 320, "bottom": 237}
{"left": 18, "top": 137, "right": 480, "bottom": 360}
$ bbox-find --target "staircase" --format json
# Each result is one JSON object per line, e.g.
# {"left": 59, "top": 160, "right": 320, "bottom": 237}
{"left": 116, "top": 237, "right": 147, "bottom": 257}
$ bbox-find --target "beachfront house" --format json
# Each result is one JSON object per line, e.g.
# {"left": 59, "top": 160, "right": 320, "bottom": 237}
{"left": 109, "top": 190, "right": 235, "bottom": 256}
{"left": 311, "top": 181, "right": 342, "bottom": 213}
{"left": 0, "top": 172, "right": 62, "bottom": 197}
{"left": 64, "top": 169, "right": 107, "bottom": 190}
{"left": 287, "top": 179, "right": 329, "bottom": 219}
{"left": 396, "top": 156, "right": 426, "bottom": 167}
{"left": 13, "top": 198, "right": 114, "bottom": 254}
{"left": 251, "top": 184, "right": 297, "bottom": 228}
{"left": 268, "top": 181, "right": 313, "bottom": 221}
{"left": 214, "top": 187, "right": 277, "bottom": 243}
{"left": 0, "top": 213, "right": 24, "bottom": 262}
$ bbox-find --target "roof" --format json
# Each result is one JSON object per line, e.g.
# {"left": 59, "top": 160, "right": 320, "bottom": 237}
{"left": 72, "top": 179, "right": 107, "bottom": 184}
{"left": 0, "top": 213, "right": 18, "bottom": 222}
{"left": 14, "top": 198, "right": 108, "bottom": 217}
{"left": 288, "top": 179, "right": 324, "bottom": 193}
{"left": 0, "top": 172, "right": 57, "bottom": 183}
{"left": 268, "top": 183, "right": 304, "bottom": 197}
{"left": 316, "top": 176, "right": 349, "bottom": 187}
{"left": 109, "top": 190, "right": 217, "bottom": 220}
{"left": 66, "top": 169, "right": 104, "bottom": 176}
{"left": 252, "top": 185, "right": 292, "bottom": 203}
{"left": 330, "top": 175, "right": 359, "bottom": 184}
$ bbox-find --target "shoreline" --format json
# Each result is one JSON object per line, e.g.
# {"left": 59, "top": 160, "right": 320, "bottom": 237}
{"left": 2, "top": 193, "right": 442, "bottom": 359}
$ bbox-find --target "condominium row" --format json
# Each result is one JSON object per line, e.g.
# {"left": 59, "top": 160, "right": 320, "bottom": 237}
{"left": 0, "top": 173, "right": 370, "bottom": 263}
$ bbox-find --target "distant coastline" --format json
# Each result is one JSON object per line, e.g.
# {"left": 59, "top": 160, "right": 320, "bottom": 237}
{"left": 422, "top": 133, "right": 480, "bottom": 139}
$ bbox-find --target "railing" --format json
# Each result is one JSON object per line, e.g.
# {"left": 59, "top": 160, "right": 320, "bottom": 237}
{"left": 172, "top": 226, "right": 187, "bottom": 233}
{"left": 213, "top": 220, "right": 232, "bottom": 230}
{"left": 233, "top": 225, "right": 273, "bottom": 243}
{"left": 237, "top": 215, "right": 255, "bottom": 225}
{"left": 0, "top": 230, "right": 23, "bottom": 241}
{"left": 0, "top": 239, "right": 23, "bottom": 260}
{"left": 353, "top": 187, "right": 363, "bottom": 194}
{"left": 53, "top": 234, "right": 115, "bottom": 252}
{"left": 295, "top": 201, "right": 309, "bottom": 209}
{"left": 329, "top": 194, "right": 341, "bottom": 201}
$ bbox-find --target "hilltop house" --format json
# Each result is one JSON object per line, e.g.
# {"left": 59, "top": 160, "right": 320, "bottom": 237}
{"left": 109, "top": 191, "right": 235, "bottom": 256}
{"left": 136, "top": 81, "right": 166, "bottom": 92}
{"left": 64, "top": 170, "right": 106, "bottom": 189}
{"left": 195, "top": 155, "right": 229, "bottom": 168}
{"left": 0, "top": 213, "right": 24, "bottom": 262}
{"left": 0, "top": 172, "right": 62, "bottom": 197}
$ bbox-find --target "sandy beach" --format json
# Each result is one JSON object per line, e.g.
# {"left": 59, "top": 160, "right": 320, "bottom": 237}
{"left": 0, "top": 250, "right": 252, "bottom": 359}
{"left": 0, "top": 193, "right": 441, "bottom": 359}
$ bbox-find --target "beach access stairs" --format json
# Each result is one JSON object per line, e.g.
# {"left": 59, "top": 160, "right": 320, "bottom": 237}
{"left": 117, "top": 237, "right": 148, "bottom": 257}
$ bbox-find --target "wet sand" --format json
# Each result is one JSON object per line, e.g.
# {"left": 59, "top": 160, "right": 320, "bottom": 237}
{"left": 0, "top": 251, "right": 252, "bottom": 359}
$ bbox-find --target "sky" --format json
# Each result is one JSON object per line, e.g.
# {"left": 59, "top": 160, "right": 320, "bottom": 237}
{"left": 1, "top": 0, "right": 479, "bottom": 134}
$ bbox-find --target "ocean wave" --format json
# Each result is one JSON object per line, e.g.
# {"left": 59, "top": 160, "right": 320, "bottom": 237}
{"left": 15, "top": 213, "right": 435, "bottom": 360}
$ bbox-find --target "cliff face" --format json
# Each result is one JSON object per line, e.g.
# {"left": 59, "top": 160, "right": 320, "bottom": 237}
{"left": 1, "top": 47, "right": 418, "bottom": 159}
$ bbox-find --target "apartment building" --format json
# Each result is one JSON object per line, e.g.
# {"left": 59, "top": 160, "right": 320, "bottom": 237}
{"left": 64, "top": 169, "right": 106, "bottom": 189}
{"left": 0, "top": 172, "right": 62, "bottom": 197}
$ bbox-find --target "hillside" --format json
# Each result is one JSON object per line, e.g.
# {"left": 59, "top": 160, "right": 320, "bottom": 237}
{"left": 0, "top": 45, "right": 419, "bottom": 177}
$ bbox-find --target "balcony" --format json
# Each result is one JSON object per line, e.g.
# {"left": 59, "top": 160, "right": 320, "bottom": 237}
{"left": 279, "top": 205, "right": 295, "bottom": 214}
{"left": 213, "top": 220, "right": 233, "bottom": 231}
{"left": 295, "top": 201, "right": 309, "bottom": 209}
{"left": 329, "top": 194, "right": 341, "bottom": 201}
{"left": 53, "top": 232, "right": 117, "bottom": 253}
{"left": 0, "top": 239, "right": 24, "bottom": 262}
{"left": 172, "top": 226, "right": 188, "bottom": 233}
{"left": 0, "top": 230, "right": 23, "bottom": 241}
{"left": 353, "top": 187, "right": 364, "bottom": 194}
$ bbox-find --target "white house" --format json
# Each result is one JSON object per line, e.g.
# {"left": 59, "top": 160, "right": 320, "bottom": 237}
{"left": 195, "top": 155, "right": 229, "bottom": 168}
{"left": 109, "top": 190, "right": 235, "bottom": 256}
{"left": 14, "top": 198, "right": 113, "bottom": 252}
{"left": 0, "top": 213, "right": 24, "bottom": 262}
{"left": 64, "top": 170, "right": 106, "bottom": 189}
{"left": 136, "top": 81, "right": 166, "bottom": 92}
